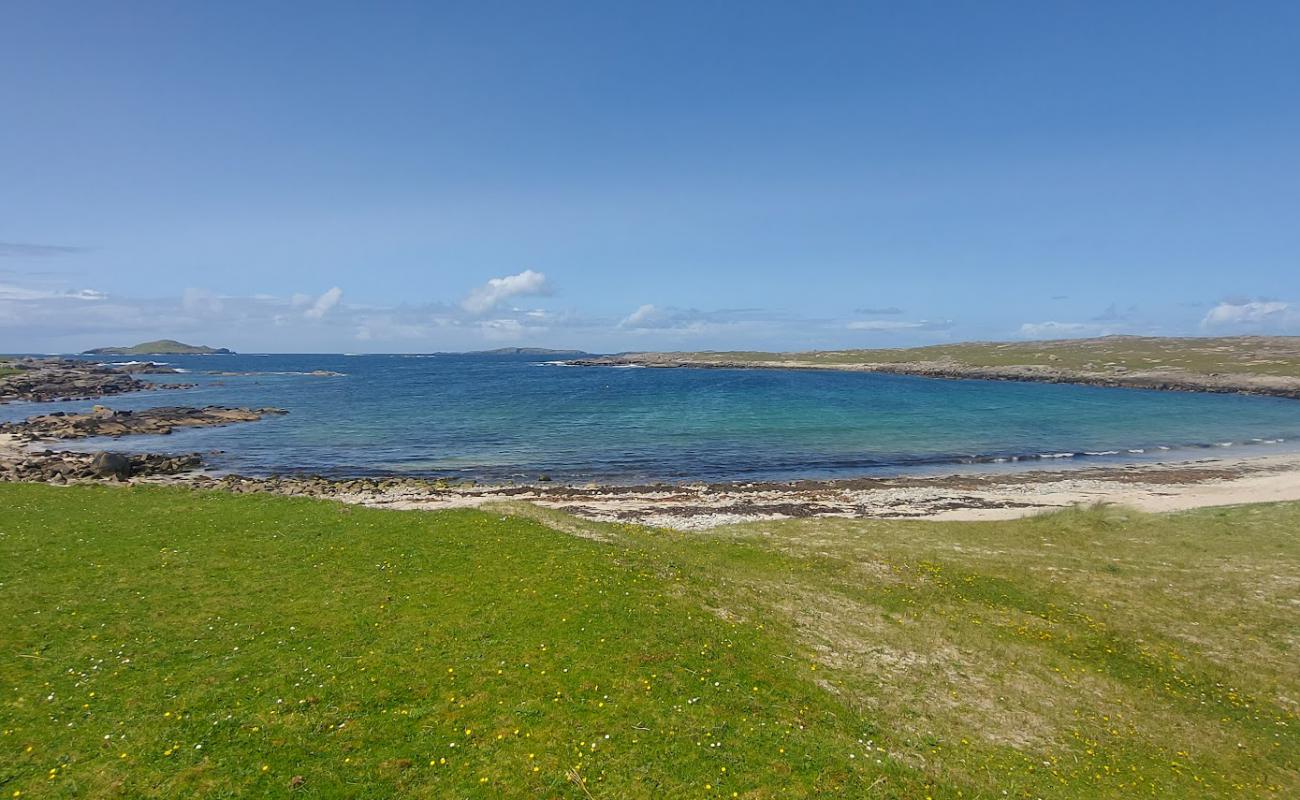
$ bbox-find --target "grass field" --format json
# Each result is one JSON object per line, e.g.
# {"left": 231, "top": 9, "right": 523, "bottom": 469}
{"left": 2, "top": 484, "right": 1297, "bottom": 798}
{"left": 650, "top": 336, "right": 1300, "bottom": 378}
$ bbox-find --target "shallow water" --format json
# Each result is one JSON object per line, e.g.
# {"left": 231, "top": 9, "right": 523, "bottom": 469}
{"left": 7, "top": 353, "right": 1300, "bottom": 483}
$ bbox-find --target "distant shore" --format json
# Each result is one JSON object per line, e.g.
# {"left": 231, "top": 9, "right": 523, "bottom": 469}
{"left": 566, "top": 351, "right": 1300, "bottom": 400}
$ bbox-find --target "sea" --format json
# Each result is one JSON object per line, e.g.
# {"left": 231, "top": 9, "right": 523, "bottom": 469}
{"left": 5, "top": 352, "right": 1300, "bottom": 484}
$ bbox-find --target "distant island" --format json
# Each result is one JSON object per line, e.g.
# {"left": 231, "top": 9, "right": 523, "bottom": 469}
{"left": 83, "top": 339, "right": 235, "bottom": 356}
{"left": 467, "top": 347, "right": 591, "bottom": 356}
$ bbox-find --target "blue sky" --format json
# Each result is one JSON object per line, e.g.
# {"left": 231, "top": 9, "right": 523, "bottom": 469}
{"left": 2, "top": 1, "right": 1298, "bottom": 353}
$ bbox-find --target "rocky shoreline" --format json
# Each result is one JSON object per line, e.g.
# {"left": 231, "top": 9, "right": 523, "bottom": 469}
{"left": 564, "top": 355, "right": 1300, "bottom": 400}
{"left": 0, "top": 442, "right": 203, "bottom": 483}
{"left": 0, "top": 405, "right": 287, "bottom": 441}
{"left": 0, "top": 357, "right": 188, "bottom": 403}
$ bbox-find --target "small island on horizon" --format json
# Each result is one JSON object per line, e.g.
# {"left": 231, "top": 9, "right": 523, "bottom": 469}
{"left": 82, "top": 339, "right": 235, "bottom": 356}
{"left": 465, "top": 347, "right": 591, "bottom": 356}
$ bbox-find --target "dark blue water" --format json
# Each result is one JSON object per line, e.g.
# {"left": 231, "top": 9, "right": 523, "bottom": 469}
{"left": 6, "top": 353, "right": 1299, "bottom": 483}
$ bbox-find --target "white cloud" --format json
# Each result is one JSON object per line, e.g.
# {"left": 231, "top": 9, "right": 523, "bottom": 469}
{"left": 304, "top": 286, "right": 343, "bottom": 320}
{"left": 1201, "top": 300, "right": 1294, "bottom": 329}
{"left": 0, "top": 283, "right": 106, "bottom": 302}
{"left": 462, "top": 270, "right": 549, "bottom": 314}
{"left": 182, "top": 287, "right": 224, "bottom": 316}
{"left": 478, "top": 318, "right": 530, "bottom": 340}
{"left": 846, "top": 319, "right": 952, "bottom": 332}
{"left": 620, "top": 303, "right": 662, "bottom": 328}
{"left": 1018, "top": 321, "right": 1108, "bottom": 338}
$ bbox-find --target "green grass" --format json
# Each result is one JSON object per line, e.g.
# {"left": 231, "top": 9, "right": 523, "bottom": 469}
{"left": 651, "top": 336, "right": 1300, "bottom": 378}
{"left": 2, "top": 485, "right": 1297, "bottom": 798}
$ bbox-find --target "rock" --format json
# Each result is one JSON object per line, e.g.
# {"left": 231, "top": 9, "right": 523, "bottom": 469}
{"left": 0, "top": 358, "right": 151, "bottom": 403}
{"left": 90, "top": 452, "right": 133, "bottom": 479}
{"left": 0, "top": 405, "right": 287, "bottom": 441}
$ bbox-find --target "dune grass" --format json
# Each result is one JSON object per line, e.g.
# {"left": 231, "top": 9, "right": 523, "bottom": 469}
{"left": 1, "top": 484, "right": 1297, "bottom": 798}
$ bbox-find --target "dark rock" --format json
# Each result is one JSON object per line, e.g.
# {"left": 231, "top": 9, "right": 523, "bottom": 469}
{"left": 0, "top": 405, "right": 287, "bottom": 441}
{"left": 90, "top": 452, "right": 133, "bottom": 479}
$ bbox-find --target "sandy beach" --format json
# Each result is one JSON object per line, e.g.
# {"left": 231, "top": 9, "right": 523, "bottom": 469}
{"left": 7, "top": 429, "right": 1298, "bottom": 528}
{"left": 327, "top": 449, "right": 1300, "bottom": 528}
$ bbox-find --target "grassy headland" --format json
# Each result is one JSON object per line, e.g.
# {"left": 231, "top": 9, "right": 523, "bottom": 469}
{"left": 571, "top": 336, "right": 1300, "bottom": 398}
{"left": 2, "top": 483, "right": 1296, "bottom": 797}
{"left": 82, "top": 340, "right": 233, "bottom": 356}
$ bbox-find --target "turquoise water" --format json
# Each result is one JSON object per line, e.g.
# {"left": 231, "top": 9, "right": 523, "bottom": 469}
{"left": 7, "top": 353, "right": 1299, "bottom": 483}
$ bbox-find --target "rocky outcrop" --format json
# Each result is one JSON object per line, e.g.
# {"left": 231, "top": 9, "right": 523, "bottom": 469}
{"left": 0, "top": 449, "right": 203, "bottom": 483}
{"left": 0, "top": 358, "right": 151, "bottom": 403}
{"left": 0, "top": 405, "right": 288, "bottom": 441}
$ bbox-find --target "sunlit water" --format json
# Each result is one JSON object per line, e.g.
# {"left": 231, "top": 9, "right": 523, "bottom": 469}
{"left": 5, "top": 353, "right": 1299, "bottom": 483}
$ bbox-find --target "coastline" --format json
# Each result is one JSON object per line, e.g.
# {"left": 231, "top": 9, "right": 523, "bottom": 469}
{"left": 6, "top": 428, "right": 1298, "bottom": 528}
{"left": 304, "top": 449, "right": 1300, "bottom": 528}
{"left": 564, "top": 354, "right": 1300, "bottom": 400}
{"left": 6, "top": 345, "right": 1300, "bottom": 528}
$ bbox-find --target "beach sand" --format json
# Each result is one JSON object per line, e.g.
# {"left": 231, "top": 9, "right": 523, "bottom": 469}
{"left": 6, "top": 432, "right": 1299, "bottom": 529}
{"left": 331, "top": 450, "right": 1300, "bottom": 529}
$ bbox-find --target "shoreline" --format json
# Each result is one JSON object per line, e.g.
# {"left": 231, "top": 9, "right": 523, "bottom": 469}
{"left": 6, "top": 429, "right": 1299, "bottom": 528}
{"left": 314, "top": 450, "right": 1300, "bottom": 528}
{"left": 6, "top": 344, "right": 1300, "bottom": 528}
{"left": 563, "top": 354, "right": 1300, "bottom": 400}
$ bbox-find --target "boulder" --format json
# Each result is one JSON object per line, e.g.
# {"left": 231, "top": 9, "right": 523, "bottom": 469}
{"left": 90, "top": 451, "right": 133, "bottom": 479}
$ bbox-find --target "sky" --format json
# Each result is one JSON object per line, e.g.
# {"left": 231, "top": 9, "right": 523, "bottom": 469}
{"left": 2, "top": 1, "right": 1298, "bottom": 353}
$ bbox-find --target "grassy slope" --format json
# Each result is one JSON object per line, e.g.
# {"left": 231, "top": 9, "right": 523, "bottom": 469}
{"left": 2, "top": 485, "right": 1297, "bottom": 798}
{"left": 652, "top": 336, "right": 1300, "bottom": 378}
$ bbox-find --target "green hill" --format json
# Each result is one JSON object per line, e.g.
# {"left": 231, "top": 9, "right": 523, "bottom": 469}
{"left": 2, "top": 483, "right": 1295, "bottom": 798}
{"left": 83, "top": 339, "right": 234, "bottom": 355}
